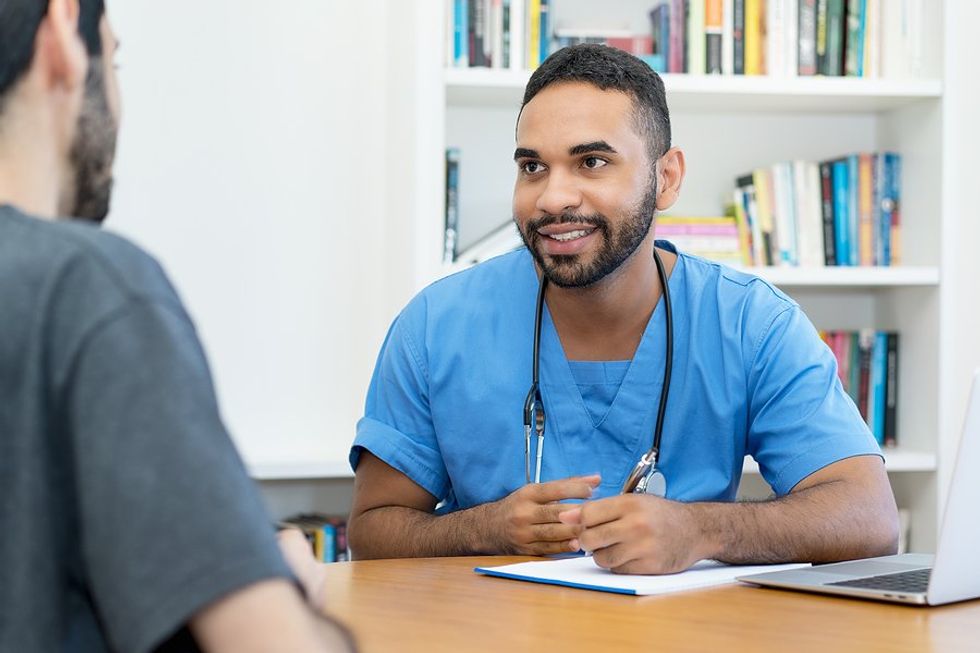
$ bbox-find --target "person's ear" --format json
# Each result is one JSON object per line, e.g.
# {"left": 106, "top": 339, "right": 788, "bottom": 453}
{"left": 654, "top": 148, "right": 686, "bottom": 212}
{"left": 35, "top": 0, "right": 87, "bottom": 93}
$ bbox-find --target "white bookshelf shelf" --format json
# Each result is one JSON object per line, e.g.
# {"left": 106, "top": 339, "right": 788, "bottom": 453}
{"left": 743, "top": 449, "right": 937, "bottom": 475}
{"left": 248, "top": 461, "right": 354, "bottom": 481}
{"left": 745, "top": 266, "right": 940, "bottom": 288}
{"left": 445, "top": 68, "right": 943, "bottom": 112}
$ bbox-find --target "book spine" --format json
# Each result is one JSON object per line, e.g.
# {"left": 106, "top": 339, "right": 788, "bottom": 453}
{"left": 688, "top": 0, "right": 706, "bottom": 74}
{"left": 799, "top": 0, "right": 818, "bottom": 75}
{"left": 732, "top": 188, "right": 753, "bottom": 266}
{"left": 767, "top": 0, "right": 785, "bottom": 77}
{"left": 858, "top": 152, "right": 874, "bottom": 266}
{"left": 509, "top": 0, "right": 524, "bottom": 71}
{"left": 669, "top": 0, "right": 686, "bottom": 73}
{"left": 844, "top": 0, "right": 864, "bottom": 76}
{"left": 825, "top": 0, "right": 845, "bottom": 75}
{"left": 883, "top": 332, "right": 899, "bottom": 447}
{"left": 858, "top": 328, "right": 873, "bottom": 424}
{"left": 848, "top": 331, "right": 862, "bottom": 409}
{"left": 444, "top": 148, "right": 460, "bottom": 263}
{"left": 491, "top": 0, "right": 504, "bottom": 68}
{"left": 815, "top": 0, "right": 828, "bottom": 73}
{"left": 819, "top": 161, "right": 837, "bottom": 266}
{"left": 502, "top": 0, "right": 511, "bottom": 68}
{"left": 538, "top": 0, "right": 550, "bottom": 65}
{"left": 847, "top": 154, "right": 859, "bottom": 266}
{"left": 832, "top": 159, "right": 849, "bottom": 266}
{"left": 527, "top": 0, "right": 540, "bottom": 70}
{"left": 784, "top": 0, "right": 799, "bottom": 77}
{"left": 454, "top": 0, "right": 469, "bottom": 67}
{"left": 744, "top": 0, "right": 763, "bottom": 74}
{"left": 872, "top": 331, "right": 888, "bottom": 443}
{"left": 722, "top": 0, "right": 735, "bottom": 74}
{"left": 752, "top": 168, "right": 776, "bottom": 266}
{"left": 884, "top": 152, "right": 901, "bottom": 265}
{"left": 733, "top": 0, "right": 746, "bottom": 74}
{"left": 706, "top": 0, "right": 724, "bottom": 74}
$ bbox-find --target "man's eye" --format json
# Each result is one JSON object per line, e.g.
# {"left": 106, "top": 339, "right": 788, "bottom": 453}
{"left": 522, "top": 161, "right": 544, "bottom": 174}
{"left": 583, "top": 156, "right": 608, "bottom": 169}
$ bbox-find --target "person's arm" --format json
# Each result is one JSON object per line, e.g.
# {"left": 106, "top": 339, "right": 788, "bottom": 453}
{"left": 560, "top": 454, "right": 898, "bottom": 574}
{"left": 189, "top": 579, "right": 354, "bottom": 653}
{"left": 348, "top": 451, "right": 599, "bottom": 558}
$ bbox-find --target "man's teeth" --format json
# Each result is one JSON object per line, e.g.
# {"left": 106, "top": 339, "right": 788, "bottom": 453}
{"left": 547, "top": 229, "right": 591, "bottom": 242}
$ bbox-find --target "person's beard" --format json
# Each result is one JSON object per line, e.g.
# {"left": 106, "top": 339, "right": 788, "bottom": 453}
{"left": 68, "top": 59, "right": 117, "bottom": 224}
{"left": 516, "top": 177, "right": 659, "bottom": 288}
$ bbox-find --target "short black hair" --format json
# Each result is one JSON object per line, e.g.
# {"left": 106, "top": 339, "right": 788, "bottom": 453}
{"left": 0, "top": 0, "right": 105, "bottom": 108}
{"left": 520, "top": 44, "right": 671, "bottom": 167}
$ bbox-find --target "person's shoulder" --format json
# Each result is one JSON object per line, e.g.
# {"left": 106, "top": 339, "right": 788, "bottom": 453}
{"left": 3, "top": 209, "right": 180, "bottom": 308}
{"left": 677, "top": 248, "right": 797, "bottom": 314}
{"left": 401, "top": 248, "right": 531, "bottom": 323}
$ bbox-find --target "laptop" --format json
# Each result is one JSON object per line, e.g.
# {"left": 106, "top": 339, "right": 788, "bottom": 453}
{"left": 737, "top": 369, "right": 980, "bottom": 606}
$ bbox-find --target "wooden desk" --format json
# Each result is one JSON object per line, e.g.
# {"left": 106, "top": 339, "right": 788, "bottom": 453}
{"left": 319, "top": 556, "right": 980, "bottom": 653}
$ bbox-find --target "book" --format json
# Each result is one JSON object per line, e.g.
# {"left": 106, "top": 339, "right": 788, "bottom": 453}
{"left": 831, "top": 159, "right": 849, "bottom": 266}
{"left": 883, "top": 332, "right": 899, "bottom": 447}
{"left": 858, "top": 152, "right": 874, "bottom": 266}
{"left": 669, "top": 0, "right": 686, "bottom": 73}
{"left": 819, "top": 160, "right": 837, "bottom": 266}
{"left": 454, "top": 0, "right": 469, "bottom": 67}
{"left": 798, "top": 0, "right": 818, "bottom": 75}
{"left": 745, "top": 0, "right": 763, "bottom": 74}
{"left": 444, "top": 148, "right": 461, "bottom": 263}
{"left": 509, "top": 0, "right": 525, "bottom": 72}
{"left": 721, "top": 0, "right": 735, "bottom": 75}
{"left": 705, "top": 0, "right": 724, "bottom": 74}
{"left": 687, "top": 0, "right": 706, "bottom": 74}
{"left": 824, "top": 0, "right": 845, "bottom": 75}
{"left": 733, "top": 0, "right": 746, "bottom": 74}
{"left": 538, "top": 0, "right": 550, "bottom": 65}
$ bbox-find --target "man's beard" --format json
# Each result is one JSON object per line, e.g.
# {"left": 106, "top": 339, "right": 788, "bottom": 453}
{"left": 68, "top": 60, "right": 117, "bottom": 224}
{"left": 516, "top": 178, "right": 659, "bottom": 288}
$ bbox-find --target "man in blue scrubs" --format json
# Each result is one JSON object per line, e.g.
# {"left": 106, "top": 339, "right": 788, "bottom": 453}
{"left": 348, "top": 44, "right": 899, "bottom": 574}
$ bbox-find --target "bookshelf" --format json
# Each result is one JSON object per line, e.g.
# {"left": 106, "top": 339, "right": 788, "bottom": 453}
{"left": 382, "top": 0, "right": 980, "bottom": 555}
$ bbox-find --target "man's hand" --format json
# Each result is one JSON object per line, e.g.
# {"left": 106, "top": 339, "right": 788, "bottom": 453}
{"left": 278, "top": 528, "right": 330, "bottom": 609}
{"left": 559, "top": 494, "right": 709, "bottom": 574}
{"left": 485, "top": 474, "right": 601, "bottom": 555}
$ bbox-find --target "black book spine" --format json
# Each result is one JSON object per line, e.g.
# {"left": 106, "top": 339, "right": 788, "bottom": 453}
{"left": 883, "top": 332, "right": 899, "bottom": 447}
{"left": 820, "top": 161, "right": 837, "bottom": 266}
{"left": 733, "top": 0, "right": 745, "bottom": 75}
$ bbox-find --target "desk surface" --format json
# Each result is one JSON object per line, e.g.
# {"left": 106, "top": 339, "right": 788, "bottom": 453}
{"left": 319, "top": 556, "right": 980, "bottom": 653}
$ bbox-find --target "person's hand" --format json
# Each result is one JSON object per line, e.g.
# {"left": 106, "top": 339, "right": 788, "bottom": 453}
{"left": 484, "top": 474, "right": 601, "bottom": 555}
{"left": 558, "top": 494, "right": 711, "bottom": 574}
{"left": 278, "top": 528, "right": 330, "bottom": 609}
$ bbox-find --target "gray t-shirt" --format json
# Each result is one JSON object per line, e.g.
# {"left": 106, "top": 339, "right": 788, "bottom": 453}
{"left": 0, "top": 205, "right": 291, "bottom": 652}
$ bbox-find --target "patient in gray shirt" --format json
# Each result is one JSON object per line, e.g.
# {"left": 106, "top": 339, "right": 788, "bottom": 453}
{"left": 0, "top": 204, "right": 292, "bottom": 653}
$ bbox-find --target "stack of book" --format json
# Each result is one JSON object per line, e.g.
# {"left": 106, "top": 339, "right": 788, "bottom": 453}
{"left": 732, "top": 152, "right": 901, "bottom": 268}
{"left": 820, "top": 329, "right": 899, "bottom": 446}
{"left": 655, "top": 215, "right": 743, "bottom": 265}
{"left": 279, "top": 513, "right": 349, "bottom": 563}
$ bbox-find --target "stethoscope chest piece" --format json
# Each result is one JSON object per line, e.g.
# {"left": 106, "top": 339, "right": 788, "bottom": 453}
{"left": 636, "top": 468, "right": 667, "bottom": 497}
{"left": 621, "top": 450, "right": 668, "bottom": 497}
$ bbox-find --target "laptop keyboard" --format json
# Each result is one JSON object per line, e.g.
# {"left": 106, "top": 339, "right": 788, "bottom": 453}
{"left": 827, "top": 568, "right": 932, "bottom": 593}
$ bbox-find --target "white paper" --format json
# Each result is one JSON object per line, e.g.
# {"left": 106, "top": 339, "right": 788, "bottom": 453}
{"left": 476, "top": 555, "right": 810, "bottom": 596}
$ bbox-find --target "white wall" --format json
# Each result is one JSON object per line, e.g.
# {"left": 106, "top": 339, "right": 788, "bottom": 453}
{"left": 107, "top": 1, "right": 400, "bottom": 468}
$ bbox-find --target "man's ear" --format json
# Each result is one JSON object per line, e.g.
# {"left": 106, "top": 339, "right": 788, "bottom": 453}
{"left": 34, "top": 0, "right": 87, "bottom": 93}
{"left": 655, "top": 148, "right": 686, "bottom": 212}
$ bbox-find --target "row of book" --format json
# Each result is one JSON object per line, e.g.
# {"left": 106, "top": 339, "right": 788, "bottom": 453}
{"left": 446, "top": 1, "right": 925, "bottom": 79}
{"left": 447, "top": 0, "right": 551, "bottom": 70}
{"left": 649, "top": 0, "right": 887, "bottom": 77}
{"left": 820, "top": 329, "right": 898, "bottom": 447}
{"left": 733, "top": 152, "right": 901, "bottom": 268}
{"left": 279, "top": 513, "right": 349, "bottom": 563}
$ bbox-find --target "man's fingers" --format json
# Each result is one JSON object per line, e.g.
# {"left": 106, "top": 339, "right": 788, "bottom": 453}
{"left": 578, "top": 494, "right": 641, "bottom": 528}
{"left": 557, "top": 507, "right": 582, "bottom": 525}
{"left": 525, "top": 539, "right": 581, "bottom": 556}
{"left": 591, "top": 542, "right": 635, "bottom": 571}
{"left": 577, "top": 519, "right": 628, "bottom": 553}
{"left": 530, "top": 522, "right": 580, "bottom": 543}
{"left": 529, "top": 475, "right": 601, "bottom": 503}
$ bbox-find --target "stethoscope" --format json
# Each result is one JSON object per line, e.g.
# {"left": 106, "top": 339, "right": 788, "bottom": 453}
{"left": 523, "top": 247, "right": 674, "bottom": 496}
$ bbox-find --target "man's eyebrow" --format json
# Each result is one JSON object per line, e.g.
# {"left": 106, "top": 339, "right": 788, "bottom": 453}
{"left": 514, "top": 147, "right": 539, "bottom": 160}
{"left": 569, "top": 141, "right": 618, "bottom": 156}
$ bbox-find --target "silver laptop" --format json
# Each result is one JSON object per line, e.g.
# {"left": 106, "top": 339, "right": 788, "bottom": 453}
{"left": 737, "top": 369, "right": 980, "bottom": 606}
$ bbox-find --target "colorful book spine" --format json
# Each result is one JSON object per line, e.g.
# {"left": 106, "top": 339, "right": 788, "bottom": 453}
{"left": 752, "top": 168, "right": 776, "bottom": 266}
{"left": 744, "top": 0, "right": 763, "bottom": 74}
{"left": 687, "top": 0, "right": 706, "bottom": 74}
{"left": 847, "top": 154, "right": 859, "bottom": 266}
{"left": 883, "top": 332, "right": 899, "bottom": 447}
{"left": 871, "top": 331, "right": 888, "bottom": 443}
{"left": 454, "top": 0, "right": 469, "bottom": 67}
{"left": 538, "top": 0, "right": 550, "bottom": 65}
{"left": 526, "top": 0, "right": 540, "bottom": 70}
{"left": 824, "top": 0, "right": 845, "bottom": 75}
{"left": 883, "top": 152, "right": 901, "bottom": 265}
{"left": 669, "top": 0, "right": 686, "bottom": 73}
{"left": 705, "top": 0, "right": 724, "bottom": 74}
{"left": 509, "top": 0, "right": 525, "bottom": 72}
{"left": 721, "top": 0, "right": 734, "bottom": 75}
{"left": 815, "top": 0, "right": 829, "bottom": 73}
{"left": 858, "top": 153, "right": 874, "bottom": 266}
{"left": 444, "top": 148, "right": 461, "bottom": 263}
{"left": 831, "top": 159, "right": 849, "bottom": 266}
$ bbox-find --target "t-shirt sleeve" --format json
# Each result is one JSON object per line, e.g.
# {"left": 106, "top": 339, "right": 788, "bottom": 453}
{"left": 349, "top": 311, "right": 450, "bottom": 501}
{"left": 745, "top": 304, "right": 882, "bottom": 496}
{"left": 65, "top": 299, "right": 292, "bottom": 653}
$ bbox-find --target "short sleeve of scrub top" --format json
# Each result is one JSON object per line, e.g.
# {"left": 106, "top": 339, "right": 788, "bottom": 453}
{"left": 351, "top": 302, "right": 451, "bottom": 501}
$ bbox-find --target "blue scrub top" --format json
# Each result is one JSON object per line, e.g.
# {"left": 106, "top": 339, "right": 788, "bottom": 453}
{"left": 351, "top": 242, "right": 881, "bottom": 512}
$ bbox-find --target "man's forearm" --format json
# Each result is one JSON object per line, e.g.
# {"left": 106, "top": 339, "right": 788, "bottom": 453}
{"left": 693, "top": 478, "right": 899, "bottom": 564}
{"left": 348, "top": 503, "right": 500, "bottom": 559}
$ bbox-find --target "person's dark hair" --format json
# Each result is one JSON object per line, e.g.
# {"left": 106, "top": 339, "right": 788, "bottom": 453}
{"left": 520, "top": 44, "right": 672, "bottom": 168}
{"left": 0, "top": 0, "right": 105, "bottom": 111}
